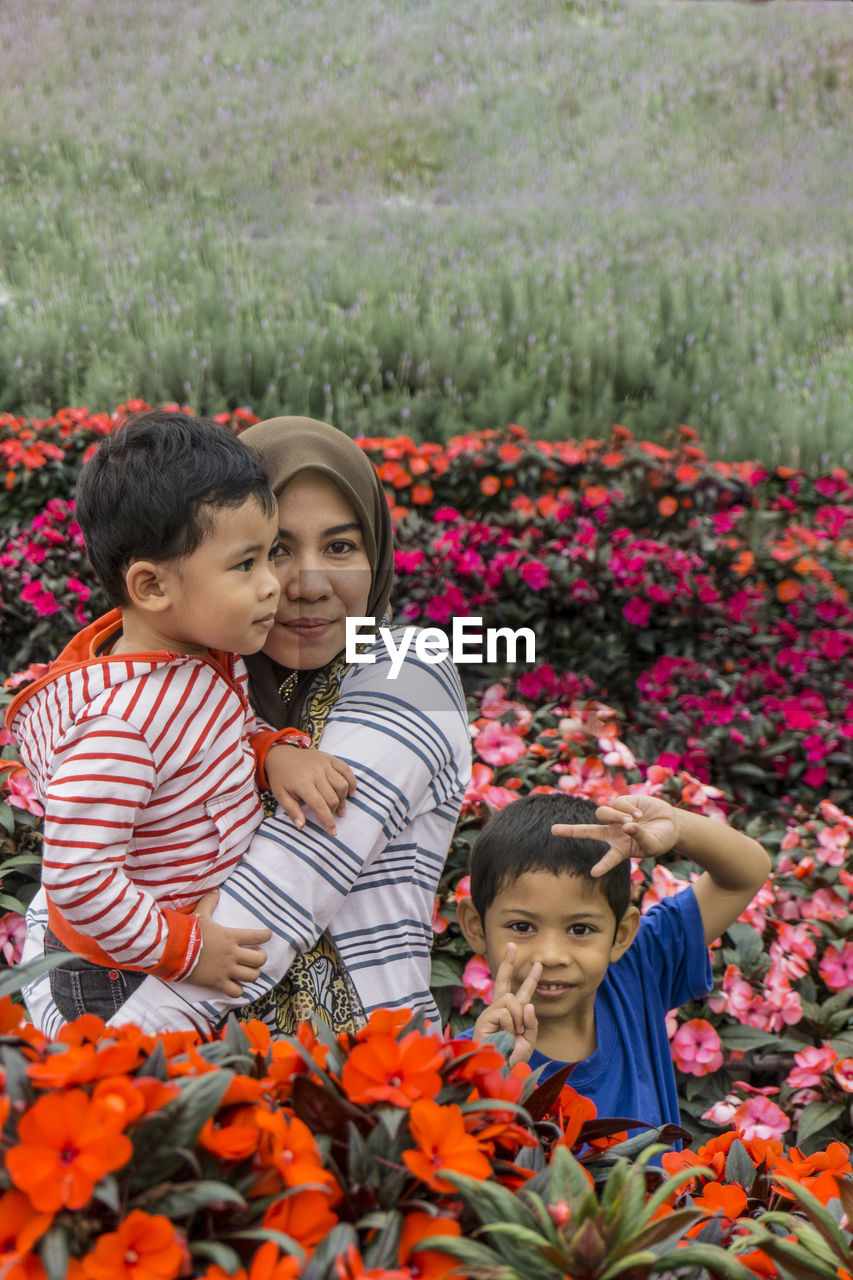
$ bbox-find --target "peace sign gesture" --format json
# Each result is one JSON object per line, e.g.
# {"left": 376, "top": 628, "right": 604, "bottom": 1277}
{"left": 551, "top": 794, "right": 681, "bottom": 877}
{"left": 472, "top": 943, "right": 542, "bottom": 1067}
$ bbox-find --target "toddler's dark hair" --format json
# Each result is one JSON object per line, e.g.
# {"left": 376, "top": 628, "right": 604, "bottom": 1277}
{"left": 469, "top": 792, "right": 631, "bottom": 925}
{"left": 74, "top": 411, "right": 276, "bottom": 606}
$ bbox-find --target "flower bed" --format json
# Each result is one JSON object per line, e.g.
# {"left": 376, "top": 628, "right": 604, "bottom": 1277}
{"left": 2, "top": 406, "right": 853, "bottom": 1275}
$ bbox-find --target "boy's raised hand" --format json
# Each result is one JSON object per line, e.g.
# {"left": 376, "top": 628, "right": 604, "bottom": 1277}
{"left": 552, "top": 794, "right": 680, "bottom": 876}
{"left": 472, "top": 943, "right": 542, "bottom": 1067}
{"left": 189, "top": 890, "right": 272, "bottom": 997}
{"left": 265, "top": 745, "right": 357, "bottom": 836}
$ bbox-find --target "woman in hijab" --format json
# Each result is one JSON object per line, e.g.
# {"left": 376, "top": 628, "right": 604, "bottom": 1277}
{"left": 23, "top": 417, "right": 472, "bottom": 1037}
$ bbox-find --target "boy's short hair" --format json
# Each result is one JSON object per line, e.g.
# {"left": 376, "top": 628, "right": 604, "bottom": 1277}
{"left": 469, "top": 792, "right": 631, "bottom": 925}
{"left": 75, "top": 411, "right": 276, "bottom": 606}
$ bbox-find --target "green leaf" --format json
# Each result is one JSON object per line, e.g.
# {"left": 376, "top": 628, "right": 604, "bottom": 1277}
{"left": 0, "top": 803, "right": 15, "bottom": 834}
{"left": 166, "top": 1069, "right": 234, "bottom": 1151}
{"left": 141, "top": 1179, "right": 247, "bottom": 1218}
{"left": 716, "top": 1024, "right": 789, "bottom": 1052}
{"left": 188, "top": 1241, "right": 243, "bottom": 1271}
{"left": 0, "top": 950, "right": 69, "bottom": 998}
{"left": 300, "top": 1224, "right": 360, "bottom": 1280}
{"left": 39, "top": 1226, "right": 70, "bottom": 1280}
{"left": 725, "top": 1138, "right": 757, "bottom": 1187}
{"left": 656, "top": 1241, "right": 769, "bottom": 1279}
{"left": 795, "top": 1099, "right": 845, "bottom": 1147}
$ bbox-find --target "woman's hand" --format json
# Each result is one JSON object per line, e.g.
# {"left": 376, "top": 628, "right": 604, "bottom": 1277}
{"left": 551, "top": 794, "right": 680, "bottom": 876}
{"left": 472, "top": 943, "right": 541, "bottom": 1067}
{"left": 265, "top": 744, "right": 357, "bottom": 835}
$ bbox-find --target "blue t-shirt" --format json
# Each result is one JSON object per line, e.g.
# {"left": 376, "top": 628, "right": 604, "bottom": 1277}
{"left": 456, "top": 886, "right": 712, "bottom": 1137}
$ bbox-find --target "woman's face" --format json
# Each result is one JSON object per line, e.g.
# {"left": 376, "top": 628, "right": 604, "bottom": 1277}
{"left": 265, "top": 470, "right": 372, "bottom": 671}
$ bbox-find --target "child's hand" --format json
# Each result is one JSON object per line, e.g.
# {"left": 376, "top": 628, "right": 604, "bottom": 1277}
{"left": 189, "top": 890, "right": 271, "bottom": 996}
{"left": 265, "top": 745, "right": 357, "bottom": 836}
{"left": 552, "top": 794, "right": 679, "bottom": 876}
{"left": 472, "top": 943, "right": 541, "bottom": 1067}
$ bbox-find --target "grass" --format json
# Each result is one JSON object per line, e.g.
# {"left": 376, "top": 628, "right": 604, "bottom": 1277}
{"left": 0, "top": 0, "right": 851, "bottom": 466}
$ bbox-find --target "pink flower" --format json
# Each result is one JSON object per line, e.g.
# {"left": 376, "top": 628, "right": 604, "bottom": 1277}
{"left": 623, "top": 598, "right": 652, "bottom": 627}
{"left": 464, "top": 763, "right": 518, "bottom": 812}
{"left": 473, "top": 721, "right": 527, "bottom": 767}
{"left": 431, "top": 898, "right": 449, "bottom": 936}
{"left": 819, "top": 942, "right": 853, "bottom": 992}
{"left": 457, "top": 955, "right": 494, "bottom": 1014}
{"left": 670, "top": 1019, "right": 723, "bottom": 1076}
{"left": 833, "top": 1059, "right": 853, "bottom": 1093}
{"left": 519, "top": 560, "right": 549, "bottom": 591}
{"left": 729, "top": 1095, "right": 790, "bottom": 1143}
{"left": 641, "top": 865, "right": 690, "bottom": 912}
{"left": 0, "top": 912, "right": 26, "bottom": 964}
{"left": 787, "top": 1045, "right": 838, "bottom": 1089}
{"left": 1, "top": 767, "right": 44, "bottom": 817}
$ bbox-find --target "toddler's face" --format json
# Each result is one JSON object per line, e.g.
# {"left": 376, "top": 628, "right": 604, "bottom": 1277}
{"left": 479, "top": 870, "right": 633, "bottom": 1028}
{"left": 160, "top": 497, "right": 281, "bottom": 656}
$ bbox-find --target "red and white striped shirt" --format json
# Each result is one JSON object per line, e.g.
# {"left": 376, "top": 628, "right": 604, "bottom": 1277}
{"left": 7, "top": 610, "right": 274, "bottom": 980}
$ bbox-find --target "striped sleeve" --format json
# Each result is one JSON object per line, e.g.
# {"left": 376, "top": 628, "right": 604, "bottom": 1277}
{"left": 42, "top": 713, "right": 199, "bottom": 979}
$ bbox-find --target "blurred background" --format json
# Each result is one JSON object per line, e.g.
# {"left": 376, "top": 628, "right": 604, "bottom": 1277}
{"left": 0, "top": 0, "right": 850, "bottom": 468}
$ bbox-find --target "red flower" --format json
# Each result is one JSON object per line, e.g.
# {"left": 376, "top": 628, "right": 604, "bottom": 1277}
{"left": 6, "top": 1089, "right": 133, "bottom": 1212}
{"left": 403, "top": 1099, "right": 492, "bottom": 1192}
{"left": 81, "top": 1210, "right": 183, "bottom": 1280}
{"left": 341, "top": 1030, "right": 445, "bottom": 1108}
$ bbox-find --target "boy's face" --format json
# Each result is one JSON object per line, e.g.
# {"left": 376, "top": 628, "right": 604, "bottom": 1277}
{"left": 152, "top": 497, "right": 282, "bottom": 656}
{"left": 461, "top": 870, "right": 639, "bottom": 1030}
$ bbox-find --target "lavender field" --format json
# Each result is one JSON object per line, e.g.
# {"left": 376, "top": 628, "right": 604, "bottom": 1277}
{"left": 0, "top": 0, "right": 851, "bottom": 465}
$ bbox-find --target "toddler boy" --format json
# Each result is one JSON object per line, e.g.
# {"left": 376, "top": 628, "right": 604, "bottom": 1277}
{"left": 457, "top": 791, "right": 771, "bottom": 1136}
{"left": 6, "top": 411, "right": 353, "bottom": 1021}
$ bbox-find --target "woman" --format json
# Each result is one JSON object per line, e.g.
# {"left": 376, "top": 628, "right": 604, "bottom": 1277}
{"left": 23, "top": 417, "right": 471, "bottom": 1037}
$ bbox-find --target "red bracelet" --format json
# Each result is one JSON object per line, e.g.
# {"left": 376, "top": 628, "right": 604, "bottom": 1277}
{"left": 274, "top": 728, "right": 312, "bottom": 751}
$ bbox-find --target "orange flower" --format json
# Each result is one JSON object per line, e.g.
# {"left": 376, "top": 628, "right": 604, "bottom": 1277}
{"left": 341, "top": 1030, "right": 445, "bottom": 1108}
{"left": 691, "top": 1181, "right": 748, "bottom": 1225}
{"left": 551, "top": 1085, "right": 598, "bottom": 1151}
{"left": 6, "top": 1089, "right": 133, "bottom": 1212}
{"left": 479, "top": 474, "right": 501, "bottom": 496}
{"left": 398, "top": 1210, "right": 462, "bottom": 1279}
{"left": 0, "top": 1189, "right": 53, "bottom": 1274}
{"left": 26, "top": 1039, "right": 145, "bottom": 1090}
{"left": 81, "top": 1210, "right": 183, "bottom": 1280}
{"left": 776, "top": 578, "right": 802, "bottom": 603}
{"left": 403, "top": 1099, "right": 492, "bottom": 1192}
{"left": 657, "top": 496, "right": 679, "bottom": 517}
{"left": 199, "top": 1105, "right": 263, "bottom": 1162}
{"left": 411, "top": 484, "right": 434, "bottom": 505}
{"left": 245, "top": 1242, "right": 301, "bottom": 1280}
{"left": 253, "top": 1110, "right": 338, "bottom": 1193}
{"left": 0, "top": 995, "right": 27, "bottom": 1033}
{"left": 91, "top": 1075, "right": 179, "bottom": 1126}
{"left": 263, "top": 1189, "right": 339, "bottom": 1250}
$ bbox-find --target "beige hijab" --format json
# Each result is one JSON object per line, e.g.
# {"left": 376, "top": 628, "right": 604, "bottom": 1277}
{"left": 240, "top": 416, "right": 394, "bottom": 728}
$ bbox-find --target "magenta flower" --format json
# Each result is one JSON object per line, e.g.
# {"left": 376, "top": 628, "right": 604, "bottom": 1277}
{"left": 622, "top": 598, "right": 652, "bottom": 627}
{"left": 670, "top": 1019, "right": 723, "bottom": 1077}
{"left": 19, "top": 581, "right": 60, "bottom": 616}
{"left": 519, "top": 560, "right": 549, "bottom": 591}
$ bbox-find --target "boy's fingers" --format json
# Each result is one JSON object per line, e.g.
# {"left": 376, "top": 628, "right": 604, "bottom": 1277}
{"left": 492, "top": 943, "right": 517, "bottom": 1002}
{"left": 551, "top": 823, "right": 611, "bottom": 844}
{"left": 195, "top": 890, "right": 219, "bottom": 919}
{"left": 515, "top": 961, "right": 542, "bottom": 1005}
{"left": 277, "top": 791, "right": 307, "bottom": 829}
{"left": 590, "top": 849, "right": 626, "bottom": 877}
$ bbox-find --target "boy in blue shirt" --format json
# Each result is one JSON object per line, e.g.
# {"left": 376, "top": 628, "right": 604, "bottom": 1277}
{"left": 456, "top": 792, "right": 771, "bottom": 1136}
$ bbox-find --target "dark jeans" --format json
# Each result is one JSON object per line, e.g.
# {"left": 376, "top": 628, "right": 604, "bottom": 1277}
{"left": 44, "top": 927, "right": 147, "bottom": 1022}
